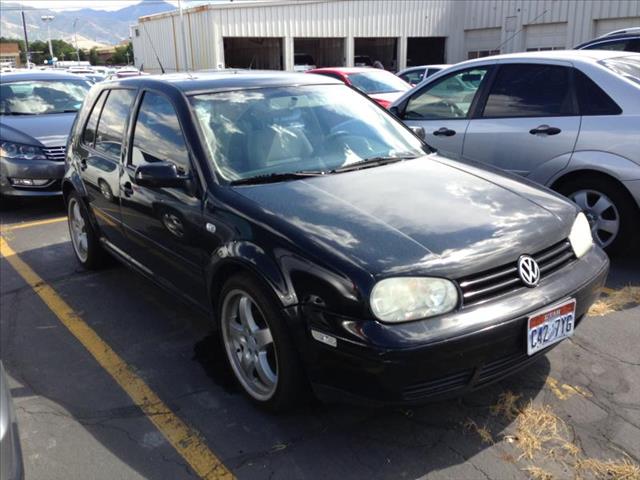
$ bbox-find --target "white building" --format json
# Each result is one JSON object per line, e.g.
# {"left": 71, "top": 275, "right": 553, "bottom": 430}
{"left": 130, "top": 0, "right": 640, "bottom": 73}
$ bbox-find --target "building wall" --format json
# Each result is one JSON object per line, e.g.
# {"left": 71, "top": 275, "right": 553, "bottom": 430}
{"left": 131, "top": 0, "right": 640, "bottom": 73}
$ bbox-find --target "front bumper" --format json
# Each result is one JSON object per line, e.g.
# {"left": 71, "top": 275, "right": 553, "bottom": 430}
{"left": 0, "top": 156, "right": 64, "bottom": 197}
{"left": 291, "top": 246, "right": 609, "bottom": 406}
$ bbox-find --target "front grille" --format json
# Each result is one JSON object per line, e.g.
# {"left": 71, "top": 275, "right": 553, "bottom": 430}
{"left": 42, "top": 146, "right": 66, "bottom": 162}
{"left": 402, "top": 369, "right": 473, "bottom": 401}
{"left": 457, "top": 240, "right": 575, "bottom": 307}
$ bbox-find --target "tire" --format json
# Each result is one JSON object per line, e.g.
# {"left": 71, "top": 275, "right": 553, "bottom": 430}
{"left": 66, "top": 191, "right": 108, "bottom": 269}
{"left": 557, "top": 176, "right": 639, "bottom": 256}
{"left": 218, "top": 272, "right": 306, "bottom": 412}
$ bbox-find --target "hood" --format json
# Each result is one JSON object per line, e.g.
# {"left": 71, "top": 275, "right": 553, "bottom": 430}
{"left": 234, "top": 155, "right": 577, "bottom": 279}
{"left": 0, "top": 112, "right": 77, "bottom": 147}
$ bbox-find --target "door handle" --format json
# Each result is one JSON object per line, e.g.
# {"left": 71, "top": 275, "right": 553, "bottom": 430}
{"left": 433, "top": 127, "right": 456, "bottom": 137}
{"left": 122, "top": 181, "right": 134, "bottom": 197}
{"left": 529, "top": 125, "right": 562, "bottom": 136}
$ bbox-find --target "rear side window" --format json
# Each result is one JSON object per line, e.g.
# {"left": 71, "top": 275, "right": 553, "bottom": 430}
{"left": 482, "top": 64, "right": 575, "bottom": 118}
{"left": 82, "top": 91, "right": 107, "bottom": 146}
{"left": 95, "top": 89, "right": 136, "bottom": 158}
{"left": 582, "top": 40, "right": 628, "bottom": 51}
{"left": 574, "top": 70, "right": 622, "bottom": 116}
{"left": 130, "top": 91, "right": 190, "bottom": 174}
{"left": 399, "top": 69, "right": 425, "bottom": 85}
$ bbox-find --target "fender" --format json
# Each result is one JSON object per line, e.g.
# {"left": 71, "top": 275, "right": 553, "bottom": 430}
{"left": 526, "top": 152, "right": 573, "bottom": 186}
{"left": 550, "top": 150, "right": 640, "bottom": 185}
{"left": 206, "top": 240, "right": 296, "bottom": 310}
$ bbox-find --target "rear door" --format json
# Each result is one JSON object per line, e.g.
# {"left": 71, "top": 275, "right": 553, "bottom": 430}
{"left": 462, "top": 62, "right": 580, "bottom": 178}
{"left": 396, "top": 66, "right": 491, "bottom": 159}
{"left": 119, "top": 89, "right": 207, "bottom": 306}
{"left": 77, "top": 88, "right": 136, "bottom": 247}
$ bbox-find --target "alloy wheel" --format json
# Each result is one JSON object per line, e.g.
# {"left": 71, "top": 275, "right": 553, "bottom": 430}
{"left": 569, "top": 189, "right": 620, "bottom": 249}
{"left": 68, "top": 197, "right": 89, "bottom": 262}
{"left": 221, "top": 289, "right": 278, "bottom": 401}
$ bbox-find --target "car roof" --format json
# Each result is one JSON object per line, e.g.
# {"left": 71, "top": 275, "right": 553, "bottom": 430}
{"left": 102, "top": 70, "right": 343, "bottom": 94}
{"left": 447, "top": 49, "right": 636, "bottom": 69}
{"left": 308, "top": 67, "right": 389, "bottom": 74}
{"left": 599, "top": 26, "right": 640, "bottom": 38}
{"left": 0, "top": 69, "right": 87, "bottom": 82}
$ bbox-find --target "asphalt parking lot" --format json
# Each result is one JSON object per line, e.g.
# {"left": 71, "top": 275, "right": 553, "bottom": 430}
{"left": 1, "top": 198, "right": 639, "bottom": 480}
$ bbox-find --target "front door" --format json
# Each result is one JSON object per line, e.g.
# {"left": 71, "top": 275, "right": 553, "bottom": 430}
{"left": 119, "top": 90, "right": 208, "bottom": 307}
{"left": 462, "top": 63, "right": 580, "bottom": 178}
{"left": 398, "top": 66, "right": 491, "bottom": 159}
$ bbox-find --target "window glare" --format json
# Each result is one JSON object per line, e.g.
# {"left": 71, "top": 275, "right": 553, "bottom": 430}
{"left": 190, "top": 85, "right": 424, "bottom": 181}
{"left": 0, "top": 80, "right": 91, "bottom": 114}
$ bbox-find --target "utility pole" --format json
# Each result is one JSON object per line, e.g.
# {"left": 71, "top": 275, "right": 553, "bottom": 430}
{"left": 73, "top": 17, "right": 80, "bottom": 62}
{"left": 41, "top": 15, "right": 55, "bottom": 63}
{"left": 178, "top": 0, "right": 189, "bottom": 71}
{"left": 21, "top": 10, "right": 31, "bottom": 68}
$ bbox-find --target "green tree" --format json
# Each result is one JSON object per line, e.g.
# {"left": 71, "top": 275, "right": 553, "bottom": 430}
{"left": 89, "top": 47, "right": 100, "bottom": 66}
{"left": 111, "top": 42, "right": 132, "bottom": 65}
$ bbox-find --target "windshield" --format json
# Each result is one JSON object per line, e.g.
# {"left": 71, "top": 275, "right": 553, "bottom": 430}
{"left": 601, "top": 56, "right": 640, "bottom": 85}
{"left": 0, "top": 79, "right": 91, "bottom": 115}
{"left": 347, "top": 71, "right": 410, "bottom": 94}
{"left": 190, "top": 85, "right": 425, "bottom": 182}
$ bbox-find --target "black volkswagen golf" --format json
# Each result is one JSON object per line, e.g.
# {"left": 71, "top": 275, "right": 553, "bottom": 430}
{"left": 63, "top": 72, "right": 609, "bottom": 411}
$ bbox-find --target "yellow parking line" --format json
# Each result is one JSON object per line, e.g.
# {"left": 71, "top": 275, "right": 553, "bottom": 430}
{"left": 0, "top": 236, "right": 233, "bottom": 480}
{"left": 1, "top": 216, "right": 67, "bottom": 232}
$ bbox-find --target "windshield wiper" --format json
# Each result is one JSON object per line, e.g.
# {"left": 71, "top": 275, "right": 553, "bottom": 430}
{"left": 330, "top": 155, "right": 418, "bottom": 173}
{"left": 1, "top": 112, "right": 37, "bottom": 116}
{"left": 229, "top": 171, "right": 324, "bottom": 186}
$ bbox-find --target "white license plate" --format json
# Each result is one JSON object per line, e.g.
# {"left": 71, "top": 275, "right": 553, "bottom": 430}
{"left": 527, "top": 299, "right": 576, "bottom": 356}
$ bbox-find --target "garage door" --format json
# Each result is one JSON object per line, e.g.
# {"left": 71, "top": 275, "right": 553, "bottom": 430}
{"left": 525, "top": 22, "right": 567, "bottom": 51}
{"left": 464, "top": 28, "right": 501, "bottom": 59}
{"left": 595, "top": 17, "right": 640, "bottom": 37}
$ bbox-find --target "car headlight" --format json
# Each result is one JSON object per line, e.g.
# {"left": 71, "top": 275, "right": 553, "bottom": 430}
{"left": 370, "top": 277, "right": 458, "bottom": 323}
{"left": 568, "top": 212, "right": 593, "bottom": 258}
{"left": 0, "top": 141, "right": 47, "bottom": 160}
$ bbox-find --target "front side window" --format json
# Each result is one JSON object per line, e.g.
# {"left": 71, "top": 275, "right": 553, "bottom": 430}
{"left": 131, "top": 91, "right": 190, "bottom": 173}
{"left": 0, "top": 79, "right": 91, "bottom": 115}
{"left": 482, "top": 64, "right": 574, "bottom": 118}
{"left": 404, "top": 67, "right": 489, "bottom": 120}
{"left": 346, "top": 71, "right": 410, "bottom": 94}
{"left": 94, "top": 89, "right": 136, "bottom": 158}
{"left": 190, "top": 85, "right": 425, "bottom": 182}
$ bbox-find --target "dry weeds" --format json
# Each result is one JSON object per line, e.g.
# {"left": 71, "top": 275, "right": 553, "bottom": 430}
{"left": 463, "top": 418, "right": 494, "bottom": 444}
{"left": 523, "top": 465, "right": 554, "bottom": 480}
{"left": 515, "top": 402, "right": 568, "bottom": 460}
{"left": 490, "top": 390, "right": 522, "bottom": 420}
{"left": 577, "top": 456, "right": 640, "bottom": 480}
{"left": 588, "top": 285, "right": 640, "bottom": 316}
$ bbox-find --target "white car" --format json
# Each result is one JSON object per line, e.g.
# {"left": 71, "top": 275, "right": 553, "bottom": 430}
{"left": 391, "top": 50, "right": 640, "bottom": 254}
{"left": 396, "top": 64, "right": 452, "bottom": 85}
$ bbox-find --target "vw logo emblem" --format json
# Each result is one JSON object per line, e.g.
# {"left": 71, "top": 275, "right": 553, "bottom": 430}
{"left": 518, "top": 255, "right": 540, "bottom": 288}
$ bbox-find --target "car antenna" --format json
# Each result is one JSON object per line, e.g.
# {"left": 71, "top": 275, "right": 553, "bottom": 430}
{"left": 142, "top": 22, "right": 166, "bottom": 74}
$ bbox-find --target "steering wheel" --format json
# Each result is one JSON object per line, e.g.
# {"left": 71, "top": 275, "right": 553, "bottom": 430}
{"left": 438, "top": 99, "right": 465, "bottom": 117}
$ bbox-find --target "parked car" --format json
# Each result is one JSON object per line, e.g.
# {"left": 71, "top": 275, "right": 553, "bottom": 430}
{"left": 307, "top": 67, "right": 411, "bottom": 108}
{"left": 0, "top": 361, "right": 24, "bottom": 480}
{"left": 396, "top": 64, "right": 452, "bottom": 85}
{"left": 63, "top": 71, "right": 608, "bottom": 411}
{"left": 0, "top": 70, "right": 92, "bottom": 199}
{"left": 293, "top": 53, "right": 317, "bottom": 72}
{"left": 575, "top": 27, "right": 640, "bottom": 53}
{"left": 390, "top": 50, "right": 640, "bottom": 255}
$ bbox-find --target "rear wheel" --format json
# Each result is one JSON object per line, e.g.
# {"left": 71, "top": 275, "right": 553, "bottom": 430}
{"left": 66, "top": 191, "right": 108, "bottom": 269}
{"left": 218, "top": 273, "right": 305, "bottom": 411}
{"left": 557, "top": 177, "right": 638, "bottom": 256}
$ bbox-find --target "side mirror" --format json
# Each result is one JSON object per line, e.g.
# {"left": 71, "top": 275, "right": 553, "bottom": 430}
{"left": 389, "top": 105, "right": 401, "bottom": 117}
{"left": 134, "top": 162, "right": 189, "bottom": 189}
{"left": 409, "top": 126, "right": 426, "bottom": 140}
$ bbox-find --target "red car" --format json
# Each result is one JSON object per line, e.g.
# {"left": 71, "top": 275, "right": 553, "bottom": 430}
{"left": 306, "top": 67, "right": 411, "bottom": 108}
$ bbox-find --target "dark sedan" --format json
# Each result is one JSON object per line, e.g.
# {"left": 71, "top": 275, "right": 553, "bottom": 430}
{"left": 62, "top": 72, "right": 608, "bottom": 411}
{"left": 1, "top": 70, "right": 91, "bottom": 199}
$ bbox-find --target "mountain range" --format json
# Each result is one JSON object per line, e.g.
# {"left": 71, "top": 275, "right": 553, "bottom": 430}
{"left": 0, "top": 0, "right": 178, "bottom": 46}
